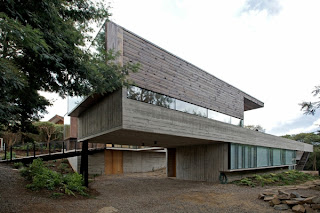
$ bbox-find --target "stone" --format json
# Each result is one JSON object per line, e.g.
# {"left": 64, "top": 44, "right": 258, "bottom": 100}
{"left": 291, "top": 192, "right": 302, "bottom": 198}
{"left": 278, "top": 189, "right": 289, "bottom": 195}
{"left": 269, "top": 201, "right": 274, "bottom": 207}
{"left": 286, "top": 200, "right": 300, "bottom": 205}
{"left": 304, "top": 197, "right": 315, "bottom": 204}
{"left": 311, "top": 204, "right": 320, "bottom": 210}
{"left": 263, "top": 191, "right": 277, "bottom": 196}
{"left": 312, "top": 197, "right": 320, "bottom": 204}
{"left": 97, "top": 206, "right": 119, "bottom": 213}
{"left": 274, "top": 204, "right": 289, "bottom": 211}
{"left": 305, "top": 205, "right": 316, "bottom": 213}
{"left": 258, "top": 193, "right": 265, "bottom": 199}
{"left": 292, "top": 204, "right": 305, "bottom": 213}
{"left": 271, "top": 198, "right": 281, "bottom": 206}
{"left": 278, "top": 194, "right": 290, "bottom": 200}
{"left": 264, "top": 196, "right": 275, "bottom": 201}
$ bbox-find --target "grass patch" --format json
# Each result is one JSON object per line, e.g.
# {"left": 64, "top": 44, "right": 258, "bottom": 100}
{"left": 233, "top": 170, "right": 319, "bottom": 187}
{"left": 20, "top": 158, "right": 88, "bottom": 197}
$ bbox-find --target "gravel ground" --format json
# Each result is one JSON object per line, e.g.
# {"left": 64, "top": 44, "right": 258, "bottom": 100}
{"left": 0, "top": 163, "right": 284, "bottom": 213}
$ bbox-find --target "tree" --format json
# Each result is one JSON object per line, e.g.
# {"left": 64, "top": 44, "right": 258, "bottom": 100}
{"left": 0, "top": 0, "right": 139, "bottom": 131}
{"left": 0, "top": 130, "right": 21, "bottom": 148}
{"left": 34, "top": 122, "right": 64, "bottom": 147}
{"left": 244, "top": 125, "right": 265, "bottom": 132}
{"left": 300, "top": 86, "right": 320, "bottom": 115}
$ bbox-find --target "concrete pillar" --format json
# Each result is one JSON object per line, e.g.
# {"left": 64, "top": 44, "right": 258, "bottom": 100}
{"left": 166, "top": 148, "right": 176, "bottom": 177}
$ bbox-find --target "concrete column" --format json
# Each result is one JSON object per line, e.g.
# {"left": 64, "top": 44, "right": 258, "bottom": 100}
{"left": 166, "top": 148, "right": 176, "bottom": 177}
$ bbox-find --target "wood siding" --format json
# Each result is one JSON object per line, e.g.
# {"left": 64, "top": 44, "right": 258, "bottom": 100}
{"left": 105, "top": 21, "right": 263, "bottom": 120}
{"left": 78, "top": 90, "right": 122, "bottom": 140}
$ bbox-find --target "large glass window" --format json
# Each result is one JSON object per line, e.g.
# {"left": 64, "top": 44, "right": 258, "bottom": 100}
{"left": 230, "top": 143, "right": 296, "bottom": 170}
{"left": 127, "top": 86, "right": 243, "bottom": 126}
{"left": 208, "top": 110, "right": 231, "bottom": 123}
{"left": 272, "top": 149, "right": 281, "bottom": 166}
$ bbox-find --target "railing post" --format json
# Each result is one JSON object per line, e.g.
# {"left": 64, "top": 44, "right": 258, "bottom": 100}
{"left": 49, "top": 143, "right": 51, "bottom": 155}
{"left": 10, "top": 146, "right": 13, "bottom": 161}
{"left": 63, "top": 141, "right": 65, "bottom": 154}
{"left": 26, "top": 145, "right": 29, "bottom": 157}
{"left": 75, "top": 141, "right": 77, "bottom": 152}
{"left": 80, "top": 140, "right": 89, "bottom": 187}
{"left": 4, "top": 143, "right": 7, "bottom": 161}
{"left": 33, "top": 143, "right": 36, "bottom": 157}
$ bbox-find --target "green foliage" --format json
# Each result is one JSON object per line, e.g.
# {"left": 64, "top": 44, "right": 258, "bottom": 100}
{"left": 62, "top": 173, "right": 87, "bottom": 196}
{"left": 34, "top": 122, "right": 64, "bottom": 144}
{"left": 233, "top": 170, "right": 318, "bottom": 187}
{"left": 0, "top": 0, "right": 139, "bottom": 132}
{"left": 13, "top": 162, "right": 24, "bottom": 169}
{"left": 281, "top": 132, "right": 320, "bottom": 144}
{"left": 2, "top": 151, "right": 16, "bottom": 160}
{"left": 244, "top": 125, "right": 265, "bottom": 132}
{"left": 20, "top": 159, "right": 87, "bottom": 196}
{"left": 300, "top": 86, "right": 320, "bottom": 115}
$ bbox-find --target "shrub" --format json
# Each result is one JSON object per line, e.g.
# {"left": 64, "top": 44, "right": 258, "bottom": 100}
{"left": 2, "top": 151, "right": 16, "bottom": 160}
{"left": 13, "top": 162, "right": 24, "bottom": 169}
{"left": 21, "top": 158, "right": 88, "bottom": 196}
{"left": 233, "top": 170, "right": 318, "bottom": 187}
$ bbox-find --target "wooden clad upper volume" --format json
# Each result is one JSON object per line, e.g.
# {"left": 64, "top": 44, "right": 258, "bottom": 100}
{"left": 105, "top": 21, "right": 263, "bottom": 120}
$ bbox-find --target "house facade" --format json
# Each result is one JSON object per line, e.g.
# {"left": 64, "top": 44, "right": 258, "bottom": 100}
{"left": 69, "top": 21, "right": 313, "bottom": 183}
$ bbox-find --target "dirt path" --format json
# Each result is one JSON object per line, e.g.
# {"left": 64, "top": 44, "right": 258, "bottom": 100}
{"left": 0, "top": 164, "right": 282, "bottom": 213}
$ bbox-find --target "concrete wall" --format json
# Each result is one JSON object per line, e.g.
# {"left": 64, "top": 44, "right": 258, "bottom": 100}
{"left": 69, "top": 150, "right": 166, "bottom": 175}
{"left": 122, "top": 95, "right": 313, "bottom": 152}
{"left": 68, "top": 151, "right": 105, "bottom": 175}
{"left": 78, "top": 90, "right": 122, "bottom": 140}
{"left": 123, "top": 151, "right": 166, "bottom": 173}
{"left": 176, "top": 144, "right": 228, "bottom": 182}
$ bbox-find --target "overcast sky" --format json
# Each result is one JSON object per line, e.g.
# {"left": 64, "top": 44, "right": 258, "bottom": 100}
{"left": 42, "top": 0, "right": 320, "bottom": 136}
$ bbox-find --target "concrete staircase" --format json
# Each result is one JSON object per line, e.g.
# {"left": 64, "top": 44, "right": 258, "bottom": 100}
{"left": 296, "top": 152, "right": 310, "bottom": 171}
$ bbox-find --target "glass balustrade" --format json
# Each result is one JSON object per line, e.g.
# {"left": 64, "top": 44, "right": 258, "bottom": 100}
{"left": 127, "top": 85, "right": 243, "bottom": 126}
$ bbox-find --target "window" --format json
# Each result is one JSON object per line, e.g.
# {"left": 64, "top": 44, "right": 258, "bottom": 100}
{"left": 127, "top": 86, "right": 243, "bottom": 126}
{"left": 230, "top": 143, "right": 296, "bottom": 170}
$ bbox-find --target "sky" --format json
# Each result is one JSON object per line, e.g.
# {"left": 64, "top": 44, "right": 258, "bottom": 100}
{"left": 42, "top": 0, "right": 320, "bottom": 136}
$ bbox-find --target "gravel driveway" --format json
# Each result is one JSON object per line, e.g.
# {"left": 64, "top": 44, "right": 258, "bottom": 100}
{"left": 0, "top": 164, "right": 278, "bottom": 213}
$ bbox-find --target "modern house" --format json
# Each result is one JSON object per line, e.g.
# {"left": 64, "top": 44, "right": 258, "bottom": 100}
{"left": 69, "top": 21, "right": 313, "bottom": 183}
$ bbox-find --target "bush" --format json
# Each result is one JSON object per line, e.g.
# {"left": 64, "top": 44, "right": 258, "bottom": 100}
{"left": 20, "top": 159, "right": 88, "bottom": 196}
{"left": 2, "top": 151, "right": 16, "bottom": 160}
{"left": 13, "top": 162, "right": 24, "bottom": 169}
{"left": 233, "top": 170, "right": 318, "bottom": 187}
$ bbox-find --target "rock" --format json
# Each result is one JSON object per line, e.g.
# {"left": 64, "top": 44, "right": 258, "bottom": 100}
{"left": 286, "top": 200, "right": 300, "bottom": 205}
{"left": 274, "top": 204, "right": 289, "bottom": 211}
{"left": 311, "top": 204, "right": 320, "bottom": 210}
{"left": 271, "top": 198, "right": 281, "bottom": 206}
{"left": 264, "top": 196, "right": 275, "bottom": 201}
{"left": 292, "top": 204, "right": 305, "bottom": 213}
{"left": 97, "top": 206, "right": 119, "bottom": 213}
{"left": 312, "top": 197, "right": 320, "bottom": 204}
{"left": 305, "top": 205, "right": 316, "bottom": 213}
{"left": 263, "top": 191, "right": 277, "bottom": 196}
{"left": 258, "top": 193, "right": 265, "bottom": 199}
{"left": 291, "top": 192, "right": 302, "bottom": 198}
{"left": 304, "top": 197, "right": 315, "bottom": 204}
{"left": 278, "top": 194, "right": 290, "bottom": 200}
{"left": 278, "top": 189, "right": 289, "bottom": 195}
{"left": 269, "top": 201, "right": 274, "bottom": 207}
